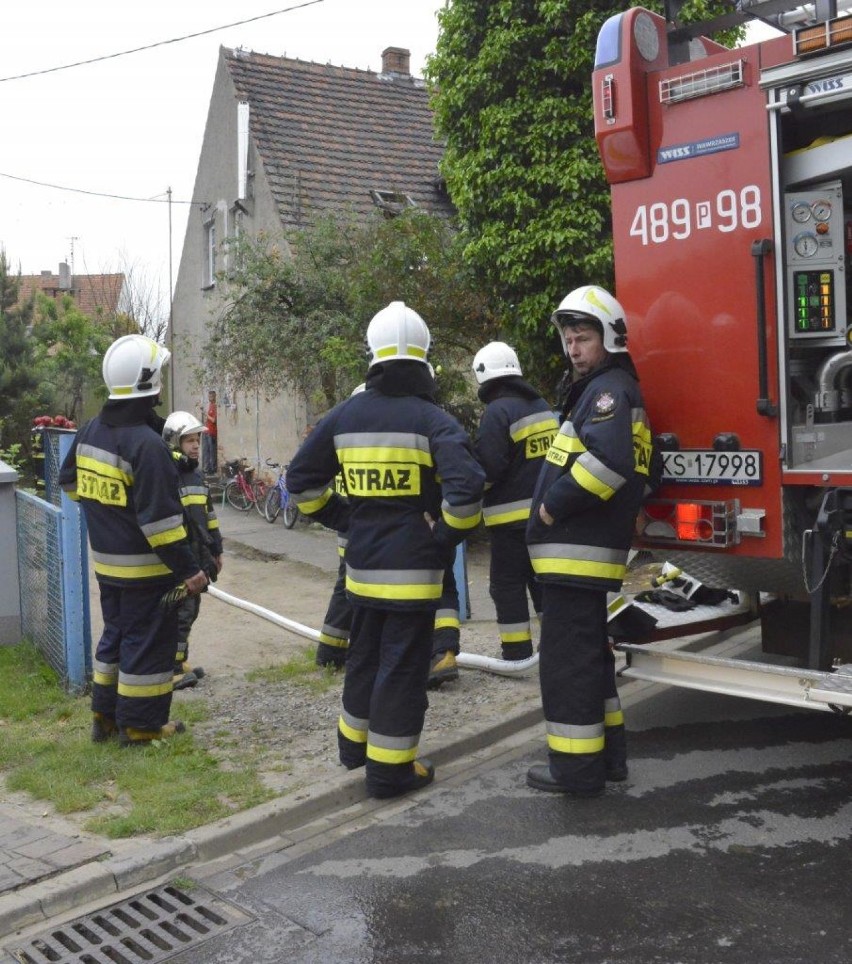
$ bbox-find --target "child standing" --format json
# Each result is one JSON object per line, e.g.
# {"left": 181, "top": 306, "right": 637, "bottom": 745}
{"left": 162, "top": 411, "right": 224, "bottom": 689}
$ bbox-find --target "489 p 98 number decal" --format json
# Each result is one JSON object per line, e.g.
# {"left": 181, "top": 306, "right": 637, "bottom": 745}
{"left": 630, "top": 186, "right": 762, "bottom": 246}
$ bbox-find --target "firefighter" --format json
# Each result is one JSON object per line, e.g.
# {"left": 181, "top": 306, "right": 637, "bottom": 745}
{"left": 59, "top": 335, "right": 208, "bottom": 747}
{"left": 471, "top": 341, "right": 559, "bottom": 661}
{"left": 525, "top": 286, "right": 656, "bottom": 796}
{"left": 286, "top": 301, "right": 484, "bottom": 799}
{"left": 162, "top": 411, "right": 224, "bottom": 689}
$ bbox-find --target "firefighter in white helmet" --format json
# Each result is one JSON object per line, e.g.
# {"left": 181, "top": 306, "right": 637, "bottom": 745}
{"left": 59, "top": 335, "right": 208, "bottom": 747}
{"left": 525, "top": 286, "right": 658, "bottom": 795}
{"left": 162, "top": 410, "right": 224, "bottom": 690}
{"left": 470, "top": 341, "right": 558, "bottom": 661}
{"left": 286, "top": 301, "right": 484, "bottom": 799}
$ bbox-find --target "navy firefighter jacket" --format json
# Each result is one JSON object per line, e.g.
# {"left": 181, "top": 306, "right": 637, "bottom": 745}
{"left": 526, "top": 360, "right": 654, "bottom": 593}
{"left": 287, "top": 365, "right": 484, "bottom": 610}
{"left": 59, "top": 406, "right": 199, "bottom": 588}
{"left": 474, "top": 376, "right": 559, "bottom": 529}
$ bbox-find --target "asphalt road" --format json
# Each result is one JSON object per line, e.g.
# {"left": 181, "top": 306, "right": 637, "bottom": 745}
{"left": 151, "top": 684, "right": 852, "bottom": 964}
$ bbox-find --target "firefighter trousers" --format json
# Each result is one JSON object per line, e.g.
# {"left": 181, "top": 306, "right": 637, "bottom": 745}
{"left": 317, "top": 557, "right": 352, "bottom": 666}
{"left": 538, "top": 583, "right": 625, "bottom": 793}
{"left": 91, "top": 582, "right": 180, "bottom": 732}
{"left": 489, "top": 526, "right": 542, "bottom": 659}
{"left": 337, "top": 605, "right": 434, "bottom": 797}
{"left": 174, "top": 593, "right": 201, "bottom": 669}
{"left": 431, "top": 565, "right": 460, "bottom": 658}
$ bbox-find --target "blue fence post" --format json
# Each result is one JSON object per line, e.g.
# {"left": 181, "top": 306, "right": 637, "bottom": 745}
{"left": 57, "top": 432, "right": 90, "bottom": 692}
{"left": 453, "top": 541, "right": 470, "bottom": 621}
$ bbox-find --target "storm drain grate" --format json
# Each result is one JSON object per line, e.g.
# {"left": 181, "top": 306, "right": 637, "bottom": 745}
{"left": 5, "top": 882, "right": 253, "bottom": 963}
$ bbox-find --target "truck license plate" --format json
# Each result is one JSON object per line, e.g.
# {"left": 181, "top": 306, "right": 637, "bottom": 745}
{"left": 661, "top": 450, "right": 762, "bottom": 486}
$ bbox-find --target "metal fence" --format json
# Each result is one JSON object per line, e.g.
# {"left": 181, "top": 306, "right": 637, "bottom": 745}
{"left": 15, "top": 430, "right": 91, "bottom": 693}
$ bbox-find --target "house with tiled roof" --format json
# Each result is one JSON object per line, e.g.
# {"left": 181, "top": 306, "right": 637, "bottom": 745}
{"left": 18, "top": 263, "right": 128, "bottom": 321}
{"left": 171, "top": 45, "right": 452, "bottom": 474}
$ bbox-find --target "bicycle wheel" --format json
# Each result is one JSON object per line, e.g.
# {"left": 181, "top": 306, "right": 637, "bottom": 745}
{"left": 225, "top": 479, "right": 251, "bottom": 511}
{"left": 251, "top": 480, "right": 268, "bottom": 516}
{"left": 264, "top": 485, "right": 281, "bottom": 523}
{"left": 282, "top": 498, "right": 299, "bottom": 529}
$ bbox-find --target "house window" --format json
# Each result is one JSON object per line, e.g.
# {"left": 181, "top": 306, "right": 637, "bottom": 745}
{"left": 368, "top": 189, "right": 416, "bottom": 218}
{"left": 203, "top": 215, "right": 217, "bottom": 288}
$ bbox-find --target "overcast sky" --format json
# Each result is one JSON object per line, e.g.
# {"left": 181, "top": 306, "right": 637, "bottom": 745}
{"left": 1, "top": 0, "right": 443, "bottom": 313}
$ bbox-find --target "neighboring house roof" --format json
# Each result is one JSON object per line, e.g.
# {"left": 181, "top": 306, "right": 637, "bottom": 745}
{"left": 18, "top": 266, "right": 125, "bottom": 318}
{"left": 223, "top": 46, "right": 454, "bottom": 227}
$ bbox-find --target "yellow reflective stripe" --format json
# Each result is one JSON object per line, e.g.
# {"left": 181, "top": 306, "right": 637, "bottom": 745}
{"left": 148, "top": 524, "right": 189, "bottom": 548}
{"left": 346, "top": 575, "right": 442, "bottom": 601}
{"left": 319, "top": 633, "right": 349, "bottom": 648}
{"left": 294, "top": 487, "right": 333, "bottom": 513}
{"left": 570, "top": 460, "right": 616, "bottom": 500}
{"left": 92, "top": 670, "right": 117, "bottom": 686}
{"left": 605, "top": 708, "right": 624, "bottom": 727}
{"left": 434, "top": 615, "right": 460, "bottom": 630}
{"left": 181, "top": 494, "right": 208, "bottom": 506}
{"left": 117, "top": 680, "right": 173, "bottom": 698}
{"left": 442, "top": 506, "right": 482, "bottom": 530}
{"left": 484, "top": 506, "right": 530, "bottom": 526}
{"left": 338, "top": 715, "right": 368, "bottom": 743}
{"left": 530, "top": 557, "right": 627, "bottom": 581}
{"left": 550, "top": 431, "right": 585, "bottom": 455}
{"left": 77, "top": 453, "right": 133, "bottom": 484}
{"left": 94, "top": 560, "right": 173, "bottom": 578}
{"left": 367, "top": 744, "right": 418, "bottom": 764}
{"left": 337, "top": 446, "right": 433, "bottom": 466}
{"left": 511, "top": 417, "right": 559, "bottom": 441}
{"left": 208, "top": 519, "right": 220, "bottom": 531}
{"left": 500, "top": 629, "right": 531, "bottom": 643}
{"left": 546, "top": 733, "right": 606, "bottom": 754}
{"left": 375, "top": 344, "right": 427, "bottom": 360}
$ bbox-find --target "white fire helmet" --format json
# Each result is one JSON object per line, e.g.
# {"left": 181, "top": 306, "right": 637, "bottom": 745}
{"left": 551, "top": 285, "right": 628, "bottom": 355}
{"left": 162, "top": 411, "right": 206, "bottom": 450}
{"left": 365, "top": 301, "right": 431, "bottom": 367}
{"left": 102, "top": 335, "right": 171, "bottom": 400}
{"left": 472, "top": 341, "right": 522, "bottom": 385}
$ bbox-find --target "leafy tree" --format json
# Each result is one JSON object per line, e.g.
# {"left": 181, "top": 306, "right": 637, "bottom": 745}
{"left": 427, "top": 0, "right": 744, "bottom": 389}
{"left": 31, "top": 294, "right": 112, "bottom": 422}
{"left": 0, "top": 252, "right": 53, "bottom": 453}
{"left": 206, "top": 211, "right": 500, "bottom": 415}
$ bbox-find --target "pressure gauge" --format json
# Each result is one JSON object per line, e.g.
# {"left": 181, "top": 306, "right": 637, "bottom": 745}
{"left": 793, "top": 232, "right": 819, "bottom": 258}
{"left": 791, "top": 201, "right": 812, "bottom": 223}
{"left": 633, "top": 12, "right": 660, "bottom": 62}
{"left": 811, "top": 199, "right": 832, "bottom": 222}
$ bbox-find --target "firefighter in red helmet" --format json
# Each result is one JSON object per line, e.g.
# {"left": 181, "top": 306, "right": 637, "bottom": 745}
{"left": 525, "top": 286, "right": 658, "bottom": 796}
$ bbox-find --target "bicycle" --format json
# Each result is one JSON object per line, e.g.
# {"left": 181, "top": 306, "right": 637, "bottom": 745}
{"left": 263, "top": 461, "right": 300, "bottom": 528}
{"left": 223, "top": 458, "right": 268, "bottom": 516}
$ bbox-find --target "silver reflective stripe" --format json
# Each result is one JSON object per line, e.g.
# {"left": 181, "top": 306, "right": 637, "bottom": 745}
{"left": 77, "top": 443, "right": 133, "bottom": 477}
{"left": 334, "top": 431, "right": 431, "bottom": 454}
{"left": 337, "top": 534, "right": 348, "bottom": 550}
{"left": 93, "top": 659, "right": 118, "bottom": 678}
{"left": 546, "top": 721, "right": 604, "bottom": 740}
{"left": 441, "top": 498, "right": 481, "bottom": 519}
{"left": 321, "top": 623, "right": 349, "bottom": 642}
{"left": 290, "top": 485, "right": 329, "bottom": 505}
{"left": 347, "top": 567, "right": 443, "bottom": 585}
{"left": 140, "top": 514, "right": 184, "bottom": 538}
{"left": 181, "top": 485, "right": 208, "bottom": 498}
{"left": 119, "top": 671, "right": 173, "bottom": 686}
{"left": 341, "top": 709, "right": 369, "bottom": 732}
{"left": 527, "top": 544, "right": 626, "bottom": 564}
{"left": 92, "top": 550, "right": 163, "bottom": 567}
{"left": 605, "top": 697, "right": 622, "bottom": 715}
{"left": 510, "top": 412, "right": 549, "bottom": 437}
{"left": 435, "top": 608, "right": 459, "bottom": 621}
{"left": 498, "top": 621, "right": 530, "bottom": 635}
{"left": 482, "top": 498, "right": 531, "bottom": 520}
{"left": 367, "top": 731, "right": 420, "bottom": 751}
{"left": 575, "top": 451, "right": 626, "bottom": 491}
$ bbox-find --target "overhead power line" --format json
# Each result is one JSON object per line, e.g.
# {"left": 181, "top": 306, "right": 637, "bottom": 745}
{"left": 0, "top": 170, "right": 201, "bottom": 205}
{"left": 0, "top": 0, "right": 324, "bottom": 83}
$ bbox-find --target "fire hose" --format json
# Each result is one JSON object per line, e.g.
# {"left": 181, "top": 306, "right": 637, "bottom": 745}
{"left": 205, "top": 584, "right": 539, "bottom": 676}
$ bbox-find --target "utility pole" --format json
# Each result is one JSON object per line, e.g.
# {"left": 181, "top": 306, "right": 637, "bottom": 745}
{"left": 67, "top": 236, "right": 79, "bottom": 278}
{"left": 168, "top": 187, "right": 175, "bottom": 407}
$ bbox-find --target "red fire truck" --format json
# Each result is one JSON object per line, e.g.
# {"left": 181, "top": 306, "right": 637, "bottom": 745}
{"left": 592, "top": 1, "right": 852, "bottom": 708}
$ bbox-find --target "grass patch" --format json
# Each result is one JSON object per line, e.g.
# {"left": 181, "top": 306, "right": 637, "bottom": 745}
{"left": 0, "top": 642, "right": 273, "bottom": 839}
{"left": 246, "top": 646, "right": 342, "bottom": 694}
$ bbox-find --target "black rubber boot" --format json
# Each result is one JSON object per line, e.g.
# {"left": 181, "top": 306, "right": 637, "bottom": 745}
{"left": 526, "top": 764, "right": 604, "bottom": 797}
{"left": 368, "top": 758, "right": 435, "bottom": 799}
{"left": 119, "top": 720, "right": 186, "bottom": 747}
{"left": 91, "top": 712, "right": 118, "bottom": 743}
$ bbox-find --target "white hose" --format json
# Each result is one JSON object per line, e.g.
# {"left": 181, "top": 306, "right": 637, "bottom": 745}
{"left": 455, "top": 651, "right": 539, "bottom": 677}
{"left": 207, "top": 584, "right": 321, "bottom": 642}
{"left": 208, "top": 584, "right": 538, "bottom": 676}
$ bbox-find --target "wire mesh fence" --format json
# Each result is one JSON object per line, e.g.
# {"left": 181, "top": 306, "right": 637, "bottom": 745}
{"left": 14, "top": 430, "right": 91, "bottom": 693}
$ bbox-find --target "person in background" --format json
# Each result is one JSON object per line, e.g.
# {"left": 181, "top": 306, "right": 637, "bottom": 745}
{"left": 202, "top": 389, "right": 218, "bottom": 476}
{"left": 287, "top": 301, "right": 484, "bottom": 799}
{"left": 59, "top": 335, "right": 207, "bottom": 747}
{"left": 525, "top": 286, "right": 657, "bottom": 796}
{"left": 471, "top": 341, "right": 559, "bottom": 662}
{"left": 162, "top": 411, "right": 224, "bottom": 689}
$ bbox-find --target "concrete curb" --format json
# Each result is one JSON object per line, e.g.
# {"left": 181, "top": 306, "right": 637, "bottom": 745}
{"left": 0, "top": 692, "right": 544, "bottom": 941}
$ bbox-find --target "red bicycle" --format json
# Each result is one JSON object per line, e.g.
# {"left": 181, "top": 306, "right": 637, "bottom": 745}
{"left": 223, "top": 458, "right": 268, "bottom": 515}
